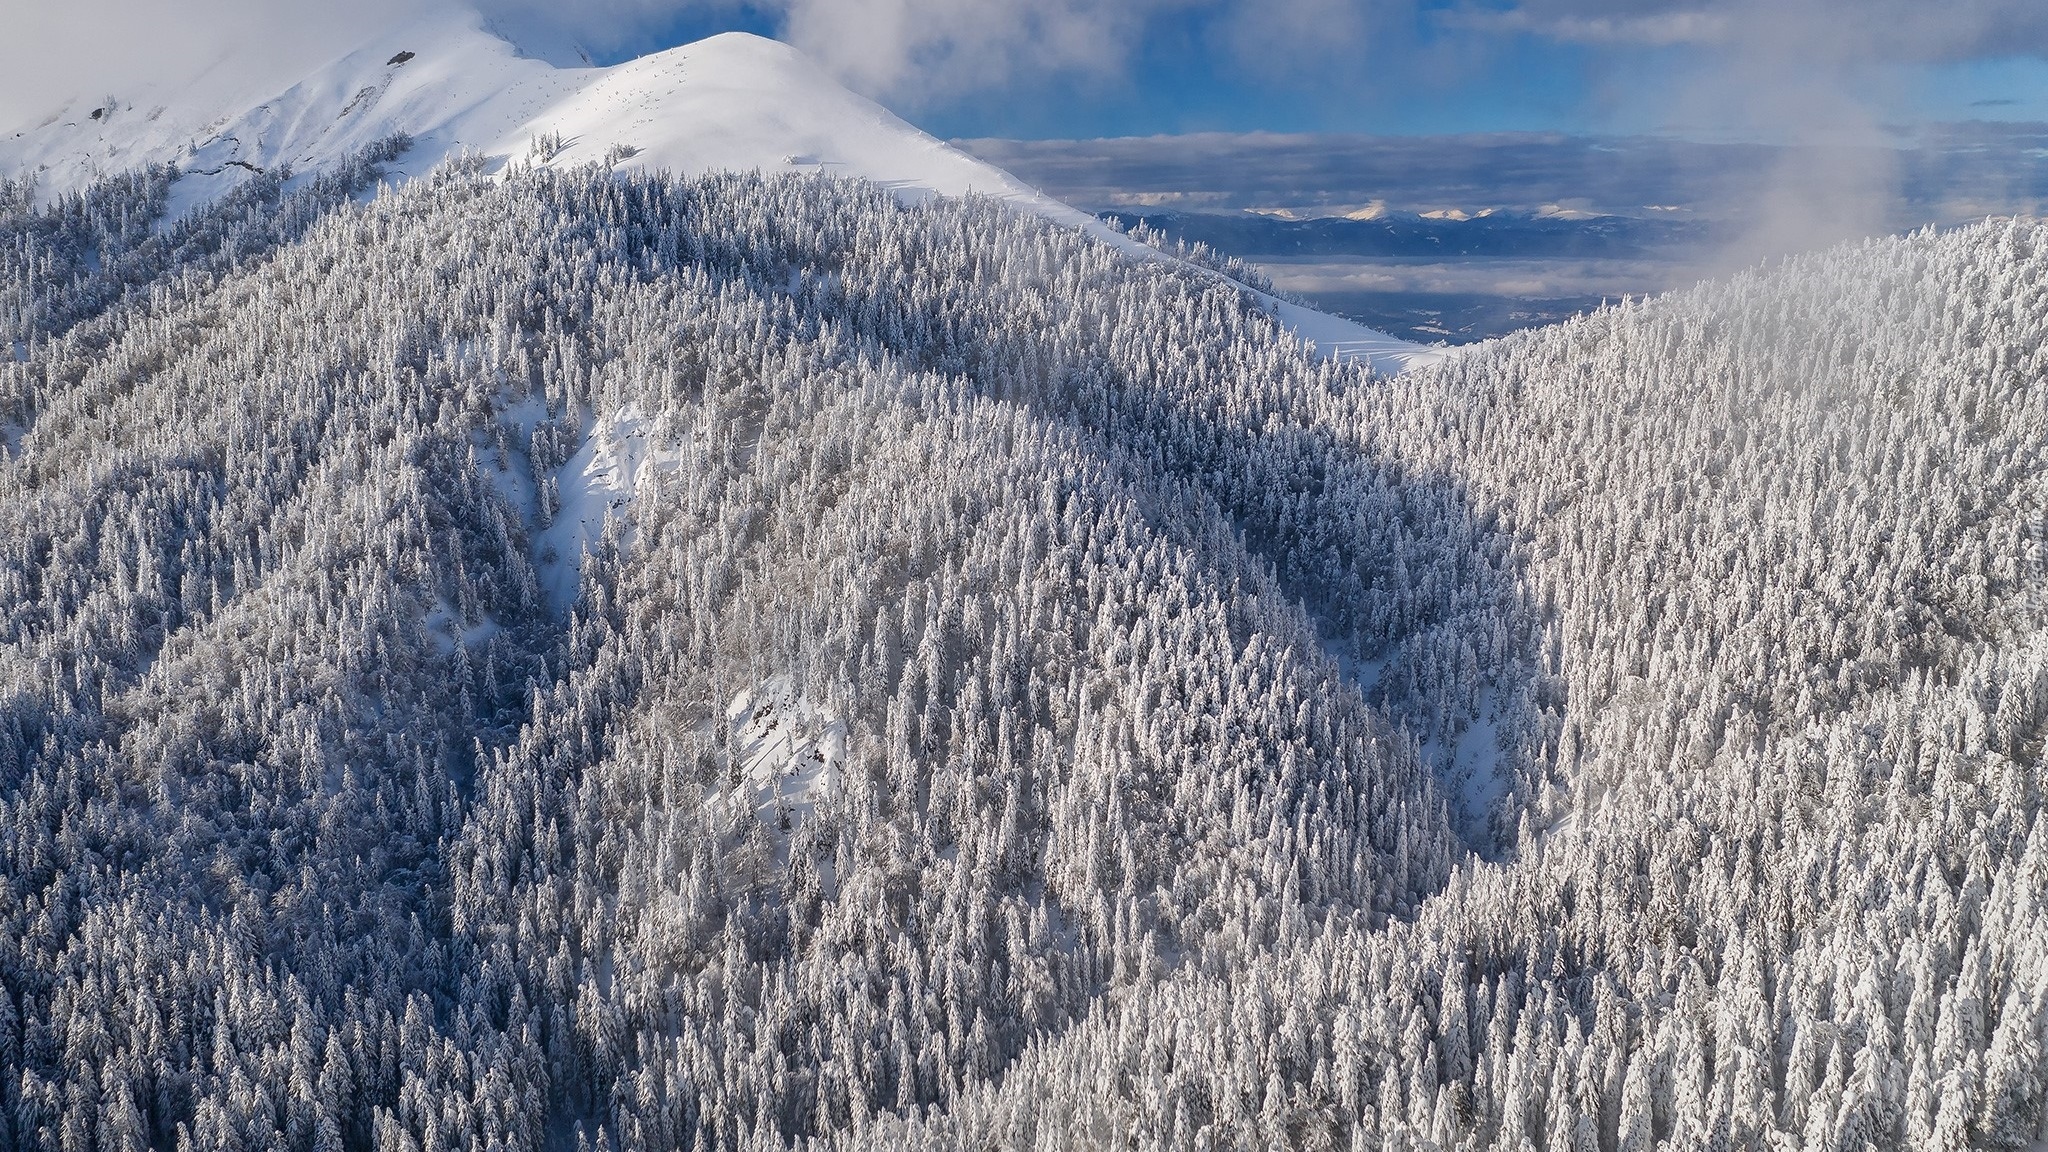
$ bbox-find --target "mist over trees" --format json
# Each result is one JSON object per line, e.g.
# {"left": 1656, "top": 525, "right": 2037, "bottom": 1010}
{"left": 0, "top": 149, "right": 2043, "bottom": 1151}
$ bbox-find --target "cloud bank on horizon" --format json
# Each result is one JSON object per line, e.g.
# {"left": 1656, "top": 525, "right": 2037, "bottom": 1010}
{"left": 960, "top": 125, "right": 2048, "bottom": 225}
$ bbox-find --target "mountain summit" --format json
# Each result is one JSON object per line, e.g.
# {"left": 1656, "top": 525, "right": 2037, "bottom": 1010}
{"left": 0, "top": 9, "right": 1435, "bottom": 371}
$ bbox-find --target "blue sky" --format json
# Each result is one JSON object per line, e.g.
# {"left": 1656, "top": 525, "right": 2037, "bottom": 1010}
{"left": 594, "top": 3, "right": 1618, "bottom": 138}
{"left": 583, "top": 0, "right": 2048, "bottom": 142}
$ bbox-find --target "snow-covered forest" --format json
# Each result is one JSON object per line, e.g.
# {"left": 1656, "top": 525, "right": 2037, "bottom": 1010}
{"left": 0, "top": 147, "right": 2044, "bottom": 1152}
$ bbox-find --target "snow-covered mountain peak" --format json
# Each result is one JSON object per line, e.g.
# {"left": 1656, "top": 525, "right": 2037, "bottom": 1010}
{"left": 1, "top": 9, "right": 1440, "bottom": 370}
{"left": 0, "top": 14, "right": 1020, "bottom": 217}
{"left": 520, "top": 30, "right": 1050, "bottom": 203}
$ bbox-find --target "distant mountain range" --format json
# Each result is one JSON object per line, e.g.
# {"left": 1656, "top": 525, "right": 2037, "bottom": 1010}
{"left": 1100, "top": 208, "right": 1719, "bottom": 344}
{"left": 1098, "top": 207, "right": 1716, "bottom": 261}
{"left": 965, "top": 126, "right": 2048, "bottom": 230}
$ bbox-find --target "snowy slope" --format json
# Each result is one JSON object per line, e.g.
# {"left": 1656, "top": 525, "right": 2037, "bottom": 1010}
{"left": 0, "top": 5, "right": 1440, "bottom": 372}
{"left": 724, "top": 679, "right": 847, "bottom": 847}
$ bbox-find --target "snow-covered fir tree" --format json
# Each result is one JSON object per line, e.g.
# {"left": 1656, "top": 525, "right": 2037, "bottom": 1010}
{"left": 0, "top": 146, "right": 2043, "bottom": 1151}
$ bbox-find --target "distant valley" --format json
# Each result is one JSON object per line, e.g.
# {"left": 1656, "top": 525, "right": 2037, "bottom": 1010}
{"left": 1098, "top": 208, "right": 1717, "bottom": 342}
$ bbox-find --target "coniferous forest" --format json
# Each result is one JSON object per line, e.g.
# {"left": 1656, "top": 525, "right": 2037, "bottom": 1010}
{"left": 1, "top": 146, "right": 2045, "bottom": 1151}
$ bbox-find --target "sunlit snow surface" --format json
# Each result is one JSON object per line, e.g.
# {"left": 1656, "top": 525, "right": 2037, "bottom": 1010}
{"left": 534, "top": 404, "right": 680, "bottom": 609}
{"left": 724, "top": 678, "right": 846, "bottom": 838}
{"left": 475, "top": 395, "right": 681, "bottom": 610}
{"left": 0, "top": 8, "right": 1439, "bottom": 373}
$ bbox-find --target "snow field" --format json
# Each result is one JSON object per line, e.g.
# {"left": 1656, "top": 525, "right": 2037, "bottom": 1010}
{"left": 723, "top": 677, "right": 847, "bottom": 839}
{"left": 0, "top": 7, "right": 1438, "bottom": 371}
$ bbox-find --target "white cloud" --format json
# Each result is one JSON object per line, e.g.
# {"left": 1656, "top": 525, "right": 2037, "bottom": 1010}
{"left": 778, "top": 0, "right": 1166, "bottom": 100}
{"left": 0, "top": 0, "right": 1374, "bottom": 135}
{"left": 13, "top": 0, "right": 2041, "bottom": 134}
{"left": 0, "top": 0, "right": 434, "bottom": 130}
{"left": 1444, "top": 8, "right": 1732, "bottom": 47}
{"left": 770, "top": 0, "right": 1391, "bottom": 106}
{"left": 488, "top": 0, "right": 1380, "bottom": 105}
{"left": 1454, "top": 0, "right": 2048, "bottom": 62}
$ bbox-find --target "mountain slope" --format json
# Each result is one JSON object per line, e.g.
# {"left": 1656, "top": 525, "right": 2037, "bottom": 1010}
{"left": 5, "top": 11, "right": 2046, "bottom": 1152}
{"left": 0, "top": 10, "right": 1437, "bottom": 373}
{"left": 4, "top": 141, "right": 2045, "bottom": 1151}
{"left": 0, "top": 155, "right": 1474, "bottom": 1152}
{"left": 882, "top": 223, "right": 2048, "bottom": 1151}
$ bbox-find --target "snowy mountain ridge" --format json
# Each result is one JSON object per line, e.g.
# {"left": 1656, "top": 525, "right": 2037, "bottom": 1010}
{"left": 0, "top": 6, "right": 1440, "bottom": 372}
{"left": 6, "top": 67, "right": 2048, "bottom": 1148}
